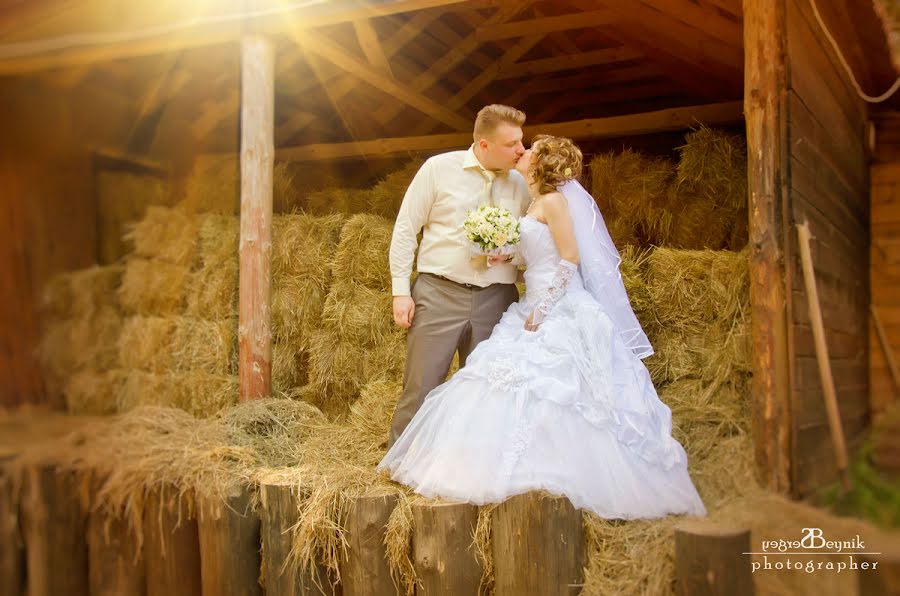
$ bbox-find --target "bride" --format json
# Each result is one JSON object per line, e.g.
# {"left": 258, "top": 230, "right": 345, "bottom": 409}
{"left": 378, "top": 135, "right": 706, "bottom": 519}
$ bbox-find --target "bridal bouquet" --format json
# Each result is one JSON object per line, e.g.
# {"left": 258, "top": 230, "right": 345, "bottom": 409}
{"left": 464, "top": 205, "right": 521, "bottom": 256}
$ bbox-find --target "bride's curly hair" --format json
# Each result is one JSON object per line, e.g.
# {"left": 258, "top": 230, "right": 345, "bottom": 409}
{"left": 529, "top": 134, "right": 583, "bottom": 195}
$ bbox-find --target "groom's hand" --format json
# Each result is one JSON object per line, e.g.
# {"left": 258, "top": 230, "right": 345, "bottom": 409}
{"left": 393, "top": 296, "right": 416, "bottom": 329}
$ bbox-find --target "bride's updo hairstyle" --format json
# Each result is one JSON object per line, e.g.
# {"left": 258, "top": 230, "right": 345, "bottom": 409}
{"left": 529, "top": 134, "right": 583, "bottom": 195}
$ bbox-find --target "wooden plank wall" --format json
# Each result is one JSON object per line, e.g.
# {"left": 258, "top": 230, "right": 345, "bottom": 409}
{"left": 0, "top": 81, "right": 98, "bottom": 409}
{"left": 870, "top": 162, "right": 900, "bottom": 415}
{"left": 784, "top": 0, "right": 871, "bottom": 496}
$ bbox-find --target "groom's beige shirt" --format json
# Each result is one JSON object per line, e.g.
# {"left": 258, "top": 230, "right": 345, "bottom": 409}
{"left": 390, "top": 146, "right": 530, "bottom": 296}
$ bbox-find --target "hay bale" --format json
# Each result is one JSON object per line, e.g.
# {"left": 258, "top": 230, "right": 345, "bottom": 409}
{"left": 367, "top": 160, "right": 424, "bottom": 218}
{"left": 181, "top": 155, "right": 239, "bottom": 215}
{"left": 304, "top": 187, "right": 373, "bottom": 216}
{"left": 118, "top": 370, "right": 238, "bottom": 417}
{"left": 63, "top": 369, "right": 128, "bottom": 415}
{"left": 675, "top": 126, "right": 748, "bottom": 212}
{"left": 645, "top": 319, "right": 752, "bottom": 385}
{"left": 197, "top": 213, "right": 239, "bottom": 267}
{"left": 41, "top": 266, "right": 123, "bottom": 321}
{"left": 185, "top": 259, "right": 238, "bottom": 321}
{"left": 96, "top": 170, "right": 170, "bottom": 264}
{"left": 171, "top": 318, "right": 237, "bottom": 375}
{"left": 272, "top": 343, "right": 308, "bottom": 392}
{"left": 667, "top": 193, "right": 734, "bottom": 250}
{"left": 617, "top": 245, "right": 656, "bottom": 330}
{"left": 124, "top": 206, "right": 198, "bottom": 266}
{"left": 645, "top": 247, "right": 749, "bottom": 332}
{"left": 321, "top": 281, "right": 395, "bottom": 346}
{"left": 118, "top": 258, "right": 190, "bottom": 316}
{"left": 589, "top": 149, "right": 676, "bottom": 247}
{"left": 332, "top": 214, "right": 393, "bottom": 291}
{"left": 117, "top": 316, "right": 176, "bottom": 372}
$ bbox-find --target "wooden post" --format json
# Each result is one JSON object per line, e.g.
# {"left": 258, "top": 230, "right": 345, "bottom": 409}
{"left": 144, "top": 485, "right": 202, "bottom": 596}
{"left": 411, "top": 502, "right": 482, "bottom": 595}
{"left": 87, "top": 502, "right": 147, "bottom": 596}
{"left": 674, "top": 520, "right": 753, "bottom": 596}
{"left": 259, "top": 482, "right": 334, "bottom": 595}
{"left": 0, "top": 460, "right": 24, "bottom": 596}
{"left": 19, "top": 464, "right": 89, "bottom": 596}
{"left": 743, "top": 0, "right": 794, "bottom": 494}
{"left": 198, "top": 485, "right": 262, "bottom": 596}
{"left": 796, "top": 222, "right": 852, "bottom": 491}
{"left": 339, "top": 494, "right": 399, "bottom": 596}
{"left": 491, "top": 492, "right": 584, "bottom": 596}
{"left": 238, "top": 34, "right": 275, "bottom": 401}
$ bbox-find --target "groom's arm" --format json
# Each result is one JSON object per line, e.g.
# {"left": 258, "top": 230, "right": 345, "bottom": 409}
{"left": 390, "top": 160, "right": 435, "bottom": 296}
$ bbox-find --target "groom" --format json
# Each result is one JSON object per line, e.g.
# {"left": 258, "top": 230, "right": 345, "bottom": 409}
{"left": 387, "top": 104, "right": 531, "bottom": 446}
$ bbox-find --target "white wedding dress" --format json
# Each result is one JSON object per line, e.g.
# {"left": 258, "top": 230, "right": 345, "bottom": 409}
{"left": 378, "top": 214, "right": 706, "bottom": 519}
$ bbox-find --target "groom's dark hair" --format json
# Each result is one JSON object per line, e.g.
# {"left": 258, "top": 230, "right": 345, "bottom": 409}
{"left": 473, "top": 104, "right": 526, "bottom": 142}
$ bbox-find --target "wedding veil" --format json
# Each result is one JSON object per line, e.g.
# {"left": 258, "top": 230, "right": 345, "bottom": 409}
{"left": 559, "top": 180, "right": 654, "bottom": 359}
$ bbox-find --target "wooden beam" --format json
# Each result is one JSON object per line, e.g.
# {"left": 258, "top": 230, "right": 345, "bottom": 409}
{"left": 352, "top": 19, "right": 393, "bottom": 76}
{"left": 0, "top": 0, "right": 470, "bottom": 74}
{"left": 449, "top": 35, "right": 543, "bottom": 109}
{"left": 522, "top": 65, "right": 664, "bottom": 95}
{"left": 276, "top": 100, "right": 744, "bottom": 161}
{"left": 641, "top": 0, "right": 744, "bottom": 44}
{"left": 498, "top": 46, "right": 643, "bottom": 79}
{"left": 191, "top": 89, "right": 240, "bottom": 140}
{"left": 474, "top": 9, "right": 618, "bottom": 41}
{"left": 275, "top": 111, "right": 317, "bottom": 144}
{"left": 291, "top": 29, "right": 471, "bottom": 130}
{"left": 744, "top": 0, "right": 793, "bottom": 493}
{"left": 238, "top": 35, "right": 274, "bottom": 402}
{"left": 531, "top": 80, "right": 682, "bottom": 123}
{"left": 373, "top": 1, "right": 534, "bottom": 125}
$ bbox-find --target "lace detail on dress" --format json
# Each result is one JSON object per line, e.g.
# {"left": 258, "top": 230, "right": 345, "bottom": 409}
{"left": 487, "top": 357, "right": 527, "bottom": 391}
{"left": 533, "top": 260, "right": 577, "bottom": 324}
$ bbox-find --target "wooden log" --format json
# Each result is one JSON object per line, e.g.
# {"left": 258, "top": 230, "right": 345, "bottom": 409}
{"left": 0, "top": 460, "right": 24, "bottom": 596}
{"left": 858, "top": 551, "right": 900, "bottom": 595}
{"left": 674, "top": 520, "right": 753, "bottom": 596}
{"left": 19, "top": 464, "right": 89, "bottom": 596}
{"left": 339, "top": 493, "right": 399, "bottom": 596}
{"left": 491, "top": 492, "right": 584, "bottom": 596}
{"left": 238, "top": 34, "right": 274, "bottom": 402}
{"left": 743, "top": 0, "right": 793, "bottom": 494}
{"left": 87, "top": 501, "right": 147, "bottom": 596}
{"left": 198, "top": 485, "right": 262, "bottom": 596}
{"left": 259, "top": 482, "right": 334, "bottom": 596}
{"left": 144, "top": 485, "right": 202, "bottom": 596}
{"left": 411, "top": 502, "right": 482, "bottom": 595}
{"left": 796, "top": 221, "right": 852, "bottom": 491}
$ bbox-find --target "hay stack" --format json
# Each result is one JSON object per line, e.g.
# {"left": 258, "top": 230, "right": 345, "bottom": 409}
{"left": 180, "top": 156, "right": 300, "bottom": 215}
{"left": 366, "top": 160, "right": 423, "bottom": 218}
{"left": 185, "top": 214, "right": 239, "bottom": 320}
{"left": 118, "top": 258, "right": 190, "bottom": 316}
{"left": 96, "top": 170, "right": 170, "bottom": 264}
{"left": 124, "top": 205, "right": 198, "bottom": 266}
{"left": 117, "top": 370, "right": 238, "bottom": 417}
{"left": 305, "top": 214, "right": 404, "bottom": 414}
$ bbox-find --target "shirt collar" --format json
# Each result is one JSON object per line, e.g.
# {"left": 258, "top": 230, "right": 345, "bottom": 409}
{"left": 463, "top": 144, "right": 509, "bottom": 178}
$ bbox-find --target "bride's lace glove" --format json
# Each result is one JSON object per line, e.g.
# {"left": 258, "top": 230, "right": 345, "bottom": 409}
{"left": 526, "top": 259, "right": 577, "bottom": 330}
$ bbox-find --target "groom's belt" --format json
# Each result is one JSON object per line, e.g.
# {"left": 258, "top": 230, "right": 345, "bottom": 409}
{"left": 420, "top": 272, "right": 484, "bottom": 289}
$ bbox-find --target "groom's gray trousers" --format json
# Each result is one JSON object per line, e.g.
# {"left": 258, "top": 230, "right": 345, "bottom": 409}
{"left": 388, "top": 272, "right": 519, "bottom": 446}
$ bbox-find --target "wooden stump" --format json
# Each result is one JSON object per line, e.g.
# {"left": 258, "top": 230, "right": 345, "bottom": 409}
{"left": 198, "top": 485, "right": 262, "bottom": 596}
{"left": 674, "top": 520, "right": 753, "bottom": 596}
{"left": 0, "top": 460, "right": 24, "bottom": 596}
{"left": 144, "top": 486, "right": 202, "bottom": 596}
{"left": 260, "top": 482, "right": 334, "bottom": 595}
{"left": 88, "top": 503, "right": 146, "bottom": 596}
{"left": 411, "top": 502, "right": 482, "bottom": 595}
{"left": 491, "top": 492, "right": 584, "bottom": 596}
{"left": 858, "top": 551, "right": 900, "bottom": 596}
{"left": 339, "top": 494, "right": 399, "bottom": 596}
{"left": 19, "top": 464, "right": 89, "bottom": 596}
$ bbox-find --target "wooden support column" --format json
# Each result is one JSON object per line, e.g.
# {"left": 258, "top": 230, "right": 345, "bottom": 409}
{"left": 339, "top": 494, "right": 399, "bottom": 595}
{"left": 259, "top": 482, "right": 334, "bottom": 595}
{"left": 19, "top": 464, "right": 89, "bottom": 596}
{"left": 238, "top": 35, "right": 275, "bottom": 401}
{"left": 743, "top": 0, "right": 793, "bottom": 493}
{"left": 0, "top": 459, "right": 24, "bottom": 596}
{"left": 674, "top": 521, "right": 753, "bottom": 596}
{"left": 87, "top": 502, "right": 147, "bottom": 596}
{"left": 411, "top": 502, "right": 482, "bottom": 595}
{"left": 491, "top": 492, "right": 584, "bottom": 596}
{"left": 197, "top": 486, "right": 262, "bottom": 596}
{"left": 144, "top": 486, "right": 202, "bottom": 596}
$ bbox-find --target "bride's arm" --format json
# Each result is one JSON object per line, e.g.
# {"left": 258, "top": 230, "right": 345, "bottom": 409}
{"left": 525, "top": 193, "right": 580, "bottom": 330}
